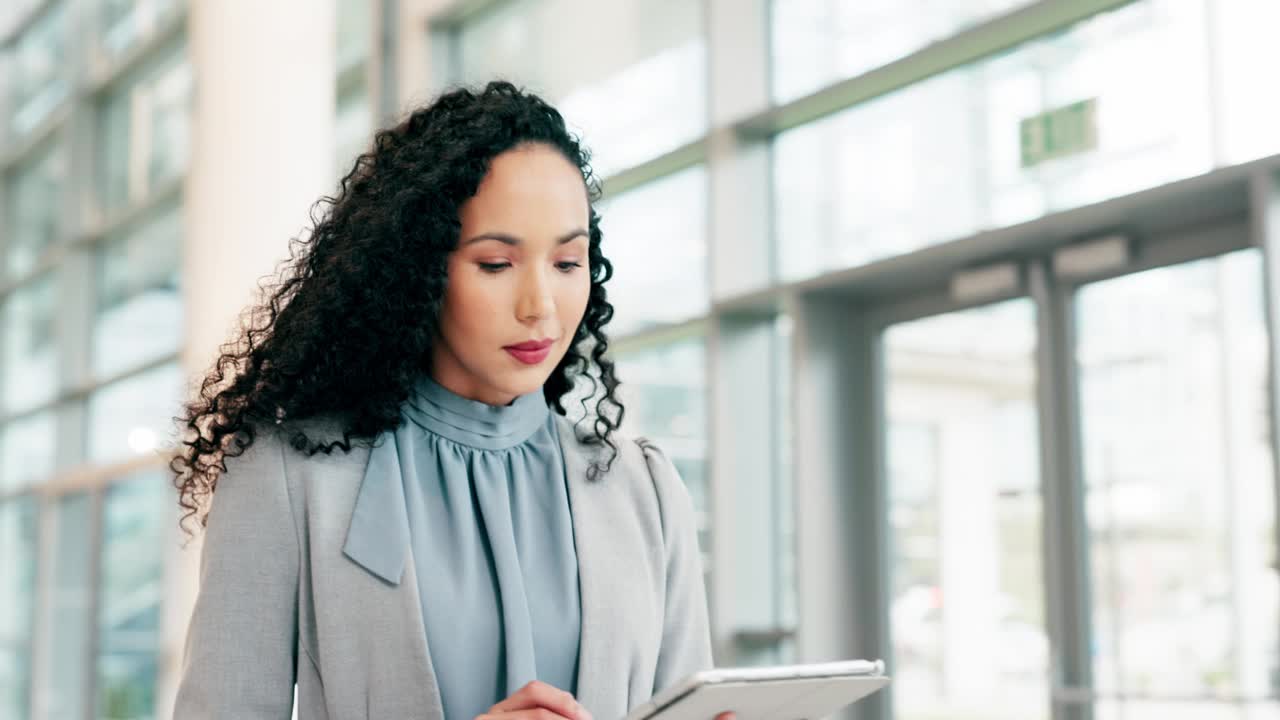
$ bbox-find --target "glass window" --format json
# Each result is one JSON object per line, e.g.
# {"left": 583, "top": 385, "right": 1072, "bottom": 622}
{"left": 5, "top": 1, "right": 70, "bottom": 139}
{"left": 449, "top": 0, "right": 706, "bottom": 177}
{"left": 337, "top": 0, "right": 372, "bottom": 74}
{"left": 615, "top": 338, "right": 710, "bottom": 556}
{"left": 98, "top": 0, "right": 183, "bottom": 62}
{"left": 0, "top": 496, "right": 39, "bottom": 720}
{"left": 5, "top": 137, "right": 67, "bottom": 279}
{"left": 0, "top": 409, "right": 57, "bottom": 491}
{"left": 1215, "top": 0, "right": 1280, "bottom": 165}
{"left": 0, "top": 2, "right": 44, "bottom": 38}
{"left": 883, "top": 299, "right": 1047, "bottom": 720}
{"left": 770, "top": 0, "right": 1032, "bottom": 104}
{"left": 45, "top": 492, "right": 93, "bottom": 720}
{"left": 2, "top": 274, "right": 59, "bottom": 414}
{"left": 598, "top": 166, "right": 708, "bottom": 336}
{"left": 93, "top": 202, "right": 182, "bottom": 379}
{"left": 86, "top": 362, "right": 182, "bottom": 464}
{"left": 1076, "top": 249, "right": 1277, "bottom": 718}
{"left": 97, "top": 43, "right": 192, "bottom": 214}
{"left": 773, "top": 0, "right": 1213, "bottom": 282}
{"left": 96, "top": 472, "right": 169, "bottom": 720}
{"left": 335, "top": 81, "right": 373, "bottom": 181}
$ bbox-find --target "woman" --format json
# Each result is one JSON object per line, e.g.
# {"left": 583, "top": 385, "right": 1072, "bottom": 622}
{"left": 171, "top": 81, "right": 719, "bottom": 720}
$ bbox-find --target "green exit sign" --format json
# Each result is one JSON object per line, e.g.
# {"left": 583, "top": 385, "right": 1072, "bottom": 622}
{"left": 1020, "top": 98, "right": 1098, "bottom": 168}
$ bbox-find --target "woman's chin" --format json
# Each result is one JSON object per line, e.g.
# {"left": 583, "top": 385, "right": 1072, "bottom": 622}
{"left": 487, "top": 369, "right": 551, "bottom": 401}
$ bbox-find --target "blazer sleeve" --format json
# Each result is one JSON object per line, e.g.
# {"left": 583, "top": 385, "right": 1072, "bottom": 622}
{"left": 640, "top": 439, "right": 715, "bottom": 693}
{"left": 172, "top": 428, "right": 299, "bottom": 719}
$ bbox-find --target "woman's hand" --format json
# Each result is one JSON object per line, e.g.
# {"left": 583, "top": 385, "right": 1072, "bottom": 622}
{"left": 474, "top": 681, "right": 734, "bottom": 720}
{"left": 477, "top": 680, "right": 591, "bottom": 720}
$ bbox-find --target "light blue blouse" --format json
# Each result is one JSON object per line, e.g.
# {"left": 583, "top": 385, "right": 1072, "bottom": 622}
{"left": 350, "top": 375, "right": 582, "bottom": 720}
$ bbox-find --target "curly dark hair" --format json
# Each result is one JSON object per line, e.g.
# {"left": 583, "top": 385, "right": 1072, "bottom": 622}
{"left": 170, "top": 81, "right": 625, "bottom": 534}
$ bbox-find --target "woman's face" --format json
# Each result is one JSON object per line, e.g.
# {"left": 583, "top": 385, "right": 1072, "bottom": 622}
{"left": 431, "top": 143, "right": 592, "bottom": 406}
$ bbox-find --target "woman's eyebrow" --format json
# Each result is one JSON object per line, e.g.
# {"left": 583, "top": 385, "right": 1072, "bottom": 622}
{"left": 461, "top": 228, "right": 588, "bottom": 247}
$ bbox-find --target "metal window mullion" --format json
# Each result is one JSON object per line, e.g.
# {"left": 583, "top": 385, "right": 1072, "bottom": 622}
{"left": 54, "top": 233, "right": 93, "bottom": 474}
{"left": 0, "top": 158, "right": 8, "bottom": 417}
{"left": 84, "top": 485, "right": 107, "bottom": 720}
{"left": 705, "top": 312, "right": 731, "bottom": 666}
{"left": 788, "top": 294, "right": 873, "bottom": 687}
{"left": 767, "top": 312, "right": 786, "bottom": 661}
{"left": 57, "top": 0, "right": 97, "bottom": 476}
{"left": 855, "top": 307, "right": 891, "bottom": 720}
{"left": 27, "top": 491, "right": 54, "bottom": 718}
{"left": 1029, "top": 260, "right": 1093, "bottom": 720}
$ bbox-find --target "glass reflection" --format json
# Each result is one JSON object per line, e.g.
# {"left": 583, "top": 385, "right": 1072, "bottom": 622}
{"left": 884, "top": 299, "right": 1047, "bottom": 720}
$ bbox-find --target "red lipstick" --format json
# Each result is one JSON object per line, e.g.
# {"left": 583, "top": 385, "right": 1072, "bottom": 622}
{"left": 504, "top": 338, "right": 554, "bottom": 365}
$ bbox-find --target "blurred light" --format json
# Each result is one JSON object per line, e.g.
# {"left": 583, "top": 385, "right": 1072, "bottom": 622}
{"left": 127, "top": 427, "right": 158, "bottom": 454}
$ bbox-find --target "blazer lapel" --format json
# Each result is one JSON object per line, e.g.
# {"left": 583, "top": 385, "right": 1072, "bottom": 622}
{"left": 338, "top": 431, "right": 444, "bottom": 719}
{"left": 394, "top": 543, "right": 446, "bottom": 719}
{"left": 557, "top": 415, "right": 623, "bottom": 717}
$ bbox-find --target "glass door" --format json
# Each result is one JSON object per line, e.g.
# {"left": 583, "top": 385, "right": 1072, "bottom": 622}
{"left": 881, "top": 297, "right": 1050, "bottom": 720}
{"left": 1072, "top": 248, "right": 1279, "bottom": 720}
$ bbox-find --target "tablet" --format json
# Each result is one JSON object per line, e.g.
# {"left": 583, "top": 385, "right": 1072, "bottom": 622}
{"left": 622, "top": 660, "right": 890, "bottom": 720}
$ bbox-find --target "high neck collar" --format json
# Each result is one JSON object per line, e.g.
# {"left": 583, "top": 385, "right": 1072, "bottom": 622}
{"left": 403, "top": 375, "right": 549, "bottom": 450}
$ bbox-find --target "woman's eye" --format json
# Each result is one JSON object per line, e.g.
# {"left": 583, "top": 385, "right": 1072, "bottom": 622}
{"left": 478, "top": 262, "right": 511, "bottom": 273}
{"left": 556, "top": 261, "right": 583, "bottom": 273}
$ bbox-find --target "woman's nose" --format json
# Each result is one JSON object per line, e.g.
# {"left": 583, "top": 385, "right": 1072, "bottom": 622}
{"left": 516, "top": 268, "right": 555, "bottom": 322}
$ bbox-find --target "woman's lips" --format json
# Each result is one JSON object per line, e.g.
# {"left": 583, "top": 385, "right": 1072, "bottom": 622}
{"left": 504, "top": 341, "right": 553, "bottom": 365}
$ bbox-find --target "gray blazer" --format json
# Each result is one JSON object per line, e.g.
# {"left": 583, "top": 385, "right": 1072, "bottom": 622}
{"left": 172, "top": 414, "right": 713, "bottom": 719}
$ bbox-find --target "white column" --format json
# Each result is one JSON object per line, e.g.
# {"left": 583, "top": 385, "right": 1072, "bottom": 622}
{"left": 159, "top": 2, "right": 335, "bottom": 717}
{"left": 706, "top": 0, "right": 772, "bottom": 301}
{"left": 704, "top": 0, "right": 776, "bottom": 666}
{"left": 938, "top": 408, "right": 999, "bottom": 704}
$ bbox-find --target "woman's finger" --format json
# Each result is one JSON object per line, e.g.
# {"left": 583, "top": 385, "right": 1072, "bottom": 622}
{"left": 478, "top": 709, "right": 575, "bottom": 720}
{"left": 487, "top": 680, "right": 589, "bottom": 720}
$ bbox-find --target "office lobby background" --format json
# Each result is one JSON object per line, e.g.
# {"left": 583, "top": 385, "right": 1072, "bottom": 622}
{"left": 2, "top": 0, "right": 1280, "bottom": 719}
